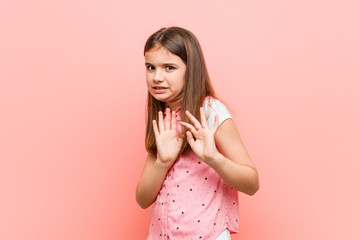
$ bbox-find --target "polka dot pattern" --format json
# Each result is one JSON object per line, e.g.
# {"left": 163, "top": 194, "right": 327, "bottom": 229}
{"left": 147, "top": 98, "right": 240, "bottom": 239}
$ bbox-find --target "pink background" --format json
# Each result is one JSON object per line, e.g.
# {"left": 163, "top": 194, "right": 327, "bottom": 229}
{"left": 1, "top": 0, "right": 359, "bottom": 239}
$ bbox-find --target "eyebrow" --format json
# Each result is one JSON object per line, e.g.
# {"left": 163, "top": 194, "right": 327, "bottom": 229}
{"left": 145, "top": 62, "right": 179, "bottom": 67}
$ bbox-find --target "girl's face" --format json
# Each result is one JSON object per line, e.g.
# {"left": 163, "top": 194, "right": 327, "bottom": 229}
{"left": 145, "top": 45, "right": 186, "bottom": 110}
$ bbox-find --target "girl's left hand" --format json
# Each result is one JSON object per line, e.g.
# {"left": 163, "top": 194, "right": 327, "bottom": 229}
{"left": 179, "top": 107, "right": 219, "bottom": 162}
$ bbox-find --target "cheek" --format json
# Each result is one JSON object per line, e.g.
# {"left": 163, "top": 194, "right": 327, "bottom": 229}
{"left": 177, "top": 75, "right": 186, "bottom": 89}
{"left": 145, "top": 80, "right": 152, "bottom": 92}
{"left": 145, "top": 74, "right": 152, "bottom": 85}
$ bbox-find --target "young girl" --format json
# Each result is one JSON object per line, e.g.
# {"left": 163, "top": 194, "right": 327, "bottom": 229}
{"left": 136, "top": 27, "right": 259, "bottom": 240}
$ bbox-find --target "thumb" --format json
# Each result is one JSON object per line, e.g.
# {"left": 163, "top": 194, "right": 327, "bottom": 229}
{"left": 177, "top": 134, "right": 184, "bottom": 144}
{"left": 186, "top": 131, "right": 195, "bottom": 147}
{"left": 211, "top": 114, "right": 219, "bottom": 134}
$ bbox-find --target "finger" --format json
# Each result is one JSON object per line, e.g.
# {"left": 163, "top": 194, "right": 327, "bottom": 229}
{"left": 171, "top": 110, "right": 176, "bottom": 131}
{"left": 165, "top": 108, "right": 171, "bottom": 130}
{"left": 179, "top": 121, "right": 197, "bottom": 136}
{"left": 185, "top": 110, "right": 202, "bottom": 130}
{"left": 177, "top": 134, "right": 184, "bottom": 144}
{"left": 200, "top": 107, "right": 208, "bottom": 128}
{"left": 158, "top": 111, "right": 164, "bottom": 133}
{"left": 186, "top": 131, "right": 195, "bottom": 147}
{"left": 211, "top": 114, "right": 219, "bottom": 134}
{"left": 152, "top": 120, "right": 159, "bottom": 137}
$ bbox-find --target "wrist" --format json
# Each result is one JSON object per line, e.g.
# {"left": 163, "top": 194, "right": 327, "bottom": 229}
{"left": 204, "top": 151, "right": 223, "bottom": 164}
{"left": 155, "top": 157, "right": 174, "bottom": 171}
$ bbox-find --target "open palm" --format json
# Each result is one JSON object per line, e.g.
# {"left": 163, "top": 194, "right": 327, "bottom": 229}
{"left": 153, "top": 108, "right": 183, "bottom": 167}
{"left": 180, "top": 107, "right": 219, "bottom": 162}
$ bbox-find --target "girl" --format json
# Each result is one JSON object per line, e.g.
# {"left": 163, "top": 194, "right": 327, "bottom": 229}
{"left": 136, "top": 27, "right": 259, "bottom": 240}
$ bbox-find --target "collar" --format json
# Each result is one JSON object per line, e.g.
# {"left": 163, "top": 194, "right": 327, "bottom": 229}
{"left": 163, "top": 104, "right": 182, "bottom": 121}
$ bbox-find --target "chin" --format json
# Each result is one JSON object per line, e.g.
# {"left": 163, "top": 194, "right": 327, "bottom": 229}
{"left": 151, "top": 94, "right": 169, "bottom": 103}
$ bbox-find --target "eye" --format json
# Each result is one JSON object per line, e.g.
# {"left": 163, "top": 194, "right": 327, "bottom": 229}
{"left": 166, "top": 66, "right": 175, "bottom": 70}
{"left": 146, "top": 65, "right": 155, "bottom": 71}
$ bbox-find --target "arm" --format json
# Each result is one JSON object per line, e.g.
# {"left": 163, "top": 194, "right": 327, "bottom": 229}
{"left": 136, "top": 153, "right": 171, "bottom": 209}
{"left": 136, "top": 108, "right": 183, "bottom": 208}
{"left": 209, "top": 118, "right": 259, "bottom": 195}
{"left": 180, "top": 107, "right": 259, "bottom": 196}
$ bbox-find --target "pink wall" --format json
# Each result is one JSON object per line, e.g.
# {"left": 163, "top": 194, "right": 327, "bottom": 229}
{"left": 1, "top": 0, "right": 359, "bottom": 239}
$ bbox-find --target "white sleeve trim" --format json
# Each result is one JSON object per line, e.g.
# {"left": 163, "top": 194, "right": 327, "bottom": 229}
{"left": 203, "top": 98, "right": 232, "bottom": 130}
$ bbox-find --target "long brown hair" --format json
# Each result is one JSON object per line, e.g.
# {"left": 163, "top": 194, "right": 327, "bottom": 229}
{"left": 144, "top": 26, "right": 216, "bottom": 156}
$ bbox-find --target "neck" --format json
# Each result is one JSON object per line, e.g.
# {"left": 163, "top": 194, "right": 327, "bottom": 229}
{"left": 166, "top": 100, "right": 181, "bottom": 112}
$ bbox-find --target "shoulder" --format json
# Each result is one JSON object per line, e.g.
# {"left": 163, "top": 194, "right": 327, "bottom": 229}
{"left": 203, "top": 97, "right": 232, "bottom": 129}
{"left": 203, "top": 97, "right": 231, "bottom": 116}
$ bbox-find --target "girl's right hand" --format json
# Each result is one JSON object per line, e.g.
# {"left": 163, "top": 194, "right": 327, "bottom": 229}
{"left": 152, "top": 108, "right": 183, "bottom": 168}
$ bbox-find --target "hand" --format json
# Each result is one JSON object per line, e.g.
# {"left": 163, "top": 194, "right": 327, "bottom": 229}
{"left": 179, "top": 107, "right": 219, "bottom": 162}
{"left": 153, "top": 108, "right": 183, "bottom": 168}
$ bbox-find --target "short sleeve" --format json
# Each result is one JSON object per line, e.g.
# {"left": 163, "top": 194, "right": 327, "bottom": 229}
{"left": 203, "top": 98, "right": 232, "bottom": 130}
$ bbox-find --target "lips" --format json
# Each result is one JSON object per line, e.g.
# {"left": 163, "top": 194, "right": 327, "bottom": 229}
{"left": 153, "top": 86, "right": 168, "bottom": 89}
{"left": 152, "top": 86, "right": 168, "bottom": 94}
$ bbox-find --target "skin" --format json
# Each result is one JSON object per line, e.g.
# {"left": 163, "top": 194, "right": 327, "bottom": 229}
{"left": 136, "top": 46, "right": 260, "bottom": 209}
{"left": 144, "top": 45, "right": 186, "bottom": 111}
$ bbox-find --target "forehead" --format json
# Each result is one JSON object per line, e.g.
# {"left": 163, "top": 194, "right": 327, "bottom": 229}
{"left": 145, "top": 46, "right": 183, "bottom": 64}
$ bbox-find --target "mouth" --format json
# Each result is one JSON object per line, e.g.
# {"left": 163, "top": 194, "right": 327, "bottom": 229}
{"left": 152, "top": 86, "right": 168, "bottom": 94}
{"left": 153, "top": 86, "right": 168, "bottom": 89}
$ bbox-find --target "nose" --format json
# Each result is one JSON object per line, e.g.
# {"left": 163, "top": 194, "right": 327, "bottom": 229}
{"left": 153, "top": 69, "right": 164, "bottom": 82}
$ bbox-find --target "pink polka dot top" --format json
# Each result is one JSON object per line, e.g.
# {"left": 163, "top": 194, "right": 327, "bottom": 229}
{"left": 147, "top": 98, "right": 239, "bottom": 240}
